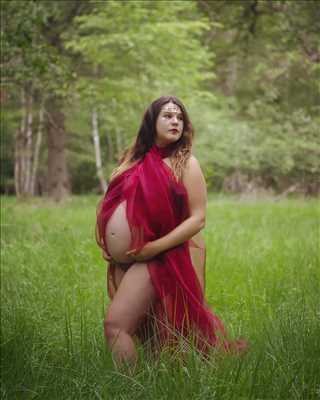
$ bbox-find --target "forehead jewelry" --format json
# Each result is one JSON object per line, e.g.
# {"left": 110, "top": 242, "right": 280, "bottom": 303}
{"left": 162, "top": 104, "right": 181, "bottom": 114}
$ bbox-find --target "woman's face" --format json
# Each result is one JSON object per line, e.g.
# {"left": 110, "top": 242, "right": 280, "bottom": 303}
{"left": 155, "top": 102, "right": 184, "bottom": 147}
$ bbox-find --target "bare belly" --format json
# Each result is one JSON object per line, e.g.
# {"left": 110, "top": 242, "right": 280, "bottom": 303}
{"left": 105, "top": 201, "right": 132, "bottom": 263}
{"left": 105, "top": 200, "right": 206, "bottom": 282}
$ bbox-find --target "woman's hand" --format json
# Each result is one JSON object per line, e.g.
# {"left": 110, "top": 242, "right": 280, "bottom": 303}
{"left": 126, "top": 241, "right": 159, "bottom": 262}
{"left": 102, "top": 249, "right": 113, "bottom": 263}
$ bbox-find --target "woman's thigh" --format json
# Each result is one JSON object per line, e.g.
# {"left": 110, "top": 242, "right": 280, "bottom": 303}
{"left": 189, "top": 246, "right": 205, "bottom": 291}
{"left": 106, "top": 262, "right": 156, "bottom": 335}
{"left": 112, "top": 265, "right": 126, "bottom": 288}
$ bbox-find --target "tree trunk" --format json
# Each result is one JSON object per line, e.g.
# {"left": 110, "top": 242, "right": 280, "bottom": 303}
{"left": 31, "top": 102, "right": 44, "bottom": 195}
{"left": 14, "top": 87, "right": 34, "bottom": 197}
{"left": 24, "top": 92, "right": 33, "bottom": 194}
{"left": 14, "top": 128, "right": 21, "bottom": 196}
{"left": 14, "top": 88, "right": 26, "bottom": 197}
{"left": 92, "top": 108, "right": 107, "bottom": 193}
{"left": 46, "top": 98, "right": 71, "bottom": 202}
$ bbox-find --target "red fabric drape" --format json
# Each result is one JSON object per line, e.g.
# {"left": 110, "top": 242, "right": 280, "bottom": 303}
{"left": 97, "top": 145, "right": 232, "bottom": 352}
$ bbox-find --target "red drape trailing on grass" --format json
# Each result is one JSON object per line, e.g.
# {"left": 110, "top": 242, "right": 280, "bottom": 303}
{"left": 97, "top": 145, "right": 230, "bottom": 351}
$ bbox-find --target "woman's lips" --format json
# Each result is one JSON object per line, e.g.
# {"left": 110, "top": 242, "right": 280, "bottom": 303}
{"left": 169, "top": 129, "right": 179, "bottom": 133}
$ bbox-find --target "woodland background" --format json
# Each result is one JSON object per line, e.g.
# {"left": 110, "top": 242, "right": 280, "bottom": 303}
{"left": 1, "top": 0, "right": 320, "bottom": 201}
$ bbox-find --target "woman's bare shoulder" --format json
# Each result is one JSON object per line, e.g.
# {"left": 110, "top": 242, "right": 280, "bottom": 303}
{"left": 183, "top": 154, "right": 203, "bottom": 176}
{"left": 187, "top": 154, "right": 200, "bottom": 166}
{"left": 182, "top": 153, "right": 207, "bottom": 209}
{"left": 182, "top": 154, "right": 206, "bottom": 189}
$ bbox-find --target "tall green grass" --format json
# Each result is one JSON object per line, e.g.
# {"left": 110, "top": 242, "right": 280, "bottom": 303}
{"left": 1, "top": 195, "right": 319, "bottom": 399}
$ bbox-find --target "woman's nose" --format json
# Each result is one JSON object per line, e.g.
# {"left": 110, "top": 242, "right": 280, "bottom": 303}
{"left": 171, "top": 116, "right": 178, "bottom": 124}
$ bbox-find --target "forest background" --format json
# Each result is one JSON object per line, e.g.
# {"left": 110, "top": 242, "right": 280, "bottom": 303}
{"left": 1, "top": 0, "right": 320, "bottom": 201}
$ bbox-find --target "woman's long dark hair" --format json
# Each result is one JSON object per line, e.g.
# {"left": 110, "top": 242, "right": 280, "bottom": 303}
{"left": 112, "top": 96, "right": 194, "bottom": 180}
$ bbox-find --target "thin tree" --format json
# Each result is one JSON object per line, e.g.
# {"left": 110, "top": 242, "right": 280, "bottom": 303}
{"left": 92, "top": 107, "right": 107, "bottom": 193}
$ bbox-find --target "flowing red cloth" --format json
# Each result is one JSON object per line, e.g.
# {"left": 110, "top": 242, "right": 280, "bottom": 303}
{"left": 97, "top": 144, "right": 229, "bottom": 351}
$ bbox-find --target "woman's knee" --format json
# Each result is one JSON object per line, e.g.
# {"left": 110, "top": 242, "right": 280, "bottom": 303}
{"left": 104, "top": 317, "right": 124, "bottom": 341}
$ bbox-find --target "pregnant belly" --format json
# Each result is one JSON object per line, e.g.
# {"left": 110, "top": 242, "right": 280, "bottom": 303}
{"left": 105, "top": 201, "right": 132, "bottom": 263}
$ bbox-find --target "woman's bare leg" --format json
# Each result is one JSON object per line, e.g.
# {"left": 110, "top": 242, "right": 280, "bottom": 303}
{"left": 104, "top": 262, "right": 156, "bottom": 365}
{"left": 106, "top": 263, "right": 126, "bottom": 299}
{"left": 112, "top": 264, "right": 126, "bottom": 289}
{"left": 189, "top": 246, "right": 206, "bottom": 292}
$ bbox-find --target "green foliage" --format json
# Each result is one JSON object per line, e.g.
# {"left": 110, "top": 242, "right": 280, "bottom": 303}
{"left": 194, "top": 0, "right": 320, "bottom": 192}
{"left": 70, "top": 159, "right": 100, "bottom": 194}
{"left": 1, "top": 0, "right": 319, "bottom": 194}
{"left": 1, "top": 1, "right": 74, "bottom": 92}
{"left": 64, "top": 0, "right": 215, "bottom": 154}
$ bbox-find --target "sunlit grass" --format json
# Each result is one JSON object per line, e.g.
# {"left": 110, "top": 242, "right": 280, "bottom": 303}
{"left": 1, "top": 195, "right": 319, "bottom": 399}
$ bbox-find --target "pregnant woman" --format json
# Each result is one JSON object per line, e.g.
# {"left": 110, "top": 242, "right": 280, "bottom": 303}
{"left": 96, "top": 96, "right": 243, "bottom": 365}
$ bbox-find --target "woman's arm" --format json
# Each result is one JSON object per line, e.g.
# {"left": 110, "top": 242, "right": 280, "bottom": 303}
{"left": 127, "top": 155, "right": 207, "bottom": 261}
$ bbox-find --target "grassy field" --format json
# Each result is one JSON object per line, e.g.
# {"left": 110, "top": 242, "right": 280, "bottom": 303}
{"left": 1, "top": 195, "right": 319, "bottom": 400}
